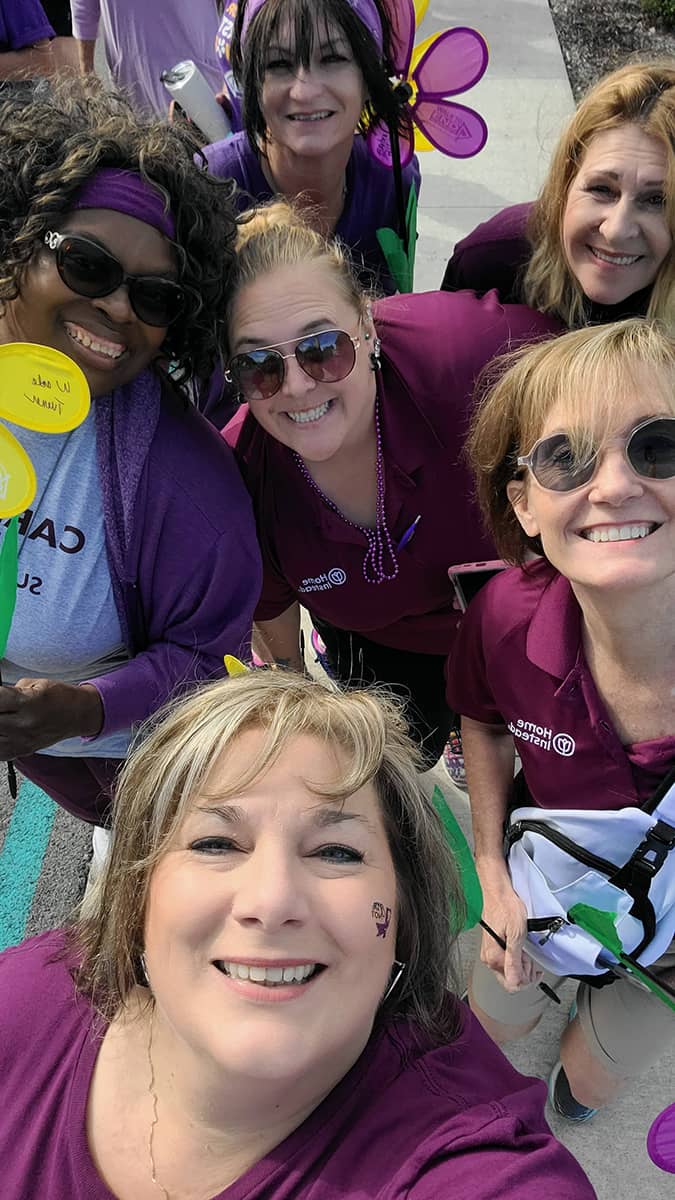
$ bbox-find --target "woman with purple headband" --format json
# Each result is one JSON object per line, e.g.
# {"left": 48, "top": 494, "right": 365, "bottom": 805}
{"left": 206, "top": 0, "right": 420, "bottom": 296}
{"left": 0, "top": 77, "right": 261, "bottom": 827}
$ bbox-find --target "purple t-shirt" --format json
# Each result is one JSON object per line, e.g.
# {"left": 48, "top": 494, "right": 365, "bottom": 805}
{"left": 0, "top": 931, "right": 595, "bottom": 1199}
{"left": 224, "top": 290, "right": 560, "bottom": 654}
{"left": 446, "top": 559, "right": 675, "bottom": 810}
{"left": 203, "top": 132, "right": 421, "bottom": 296}
{"left": 69, "top": 0, "right": 223, "bottom": 117}
{"left": 0, "top": 0, "right": 54, "bottom": 50}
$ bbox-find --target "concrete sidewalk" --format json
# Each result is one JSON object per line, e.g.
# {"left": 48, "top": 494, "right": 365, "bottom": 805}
{"left": 415, "top": 0, "right": 574, "bottom": 291}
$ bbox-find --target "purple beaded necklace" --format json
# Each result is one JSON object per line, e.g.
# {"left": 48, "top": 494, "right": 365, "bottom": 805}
{"left": 293, "top": 395, "right": 399, "bottom": 585}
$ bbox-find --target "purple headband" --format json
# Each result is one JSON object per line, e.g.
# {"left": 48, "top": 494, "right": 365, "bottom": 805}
{"left": 71, "top": 169, "right": 176, "bottom": 239}
{"left": 241, "top": 0, "right": 384, "bottom": 53}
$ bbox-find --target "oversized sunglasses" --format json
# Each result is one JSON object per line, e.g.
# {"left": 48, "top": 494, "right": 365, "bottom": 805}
{"left": 516, "top": 416, "right": 675, "bottom": 492}
{"left": 43, "top": 231, "right": 185, "bottom": 327}
{"left": 226, "top": 329, "right": 360, "bottom": 401}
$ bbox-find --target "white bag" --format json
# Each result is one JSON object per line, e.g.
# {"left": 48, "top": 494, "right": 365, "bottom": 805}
{"left": 506, "top": 771, "right": 675, "bottom": 978}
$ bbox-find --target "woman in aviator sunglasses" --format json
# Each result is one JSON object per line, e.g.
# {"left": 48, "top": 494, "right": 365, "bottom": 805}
{"left": 447, "top": 319, "right": 675, "bottom": 1123}
{"left": 223, "top": 201, "right": 558, "bottom": 768}
{"left": 0, "top": 76, "right": 261, "bottom": 826}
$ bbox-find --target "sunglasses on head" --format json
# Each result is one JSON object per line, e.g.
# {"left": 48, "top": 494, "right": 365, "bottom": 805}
{"left": 516, "top": 416, "right": 675, "bottom": 492}
{"left": 226, "top": 329, "right": 361, "bottom": 402}
{"left": 43, "top": 231, "right": 185, "bottom": 327}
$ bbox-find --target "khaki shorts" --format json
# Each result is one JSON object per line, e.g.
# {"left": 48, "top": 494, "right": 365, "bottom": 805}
{"left": 471, "top": 942, "right": 675, "bottom": 1076}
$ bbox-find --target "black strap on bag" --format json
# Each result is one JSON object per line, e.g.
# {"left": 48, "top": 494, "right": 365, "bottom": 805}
{"left": 508, "top": 766, "right": 675, "bottom": 988}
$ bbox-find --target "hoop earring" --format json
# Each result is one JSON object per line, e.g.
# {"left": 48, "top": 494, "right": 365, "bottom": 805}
{"left": 139, "top": 952, "right": 151, "bottom": 989}
{"left": 369, "top": 336, "right": 382, "bottom": 372}
{"left": 382, "top": 959, "right": 406, "bottom": 1003}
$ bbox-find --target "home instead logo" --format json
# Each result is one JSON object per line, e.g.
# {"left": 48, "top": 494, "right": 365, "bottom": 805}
{"left": 507, "top": 717, "right": 576, "bottom": 757}
{"left": 298, "top": 567, "right": 347, "bottom": 594}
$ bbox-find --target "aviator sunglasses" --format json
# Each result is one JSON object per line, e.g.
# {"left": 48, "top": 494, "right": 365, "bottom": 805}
{"left": 43, "top": 231, "right": 186, "bottom": 327}
{"left": 516, "top": 416, "right": 675, "bottom": 492}
{"left": 226, "top": 329, "right": 361, "bottom": 402}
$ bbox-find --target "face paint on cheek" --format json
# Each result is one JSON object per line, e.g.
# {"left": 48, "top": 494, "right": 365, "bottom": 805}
{"left": 371, "top": 901, "right": 392, "bottom": 939}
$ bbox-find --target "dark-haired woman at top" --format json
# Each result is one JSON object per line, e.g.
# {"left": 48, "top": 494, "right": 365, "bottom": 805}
{"left": 205, "top": 0, "right": 419, "bottom": 296}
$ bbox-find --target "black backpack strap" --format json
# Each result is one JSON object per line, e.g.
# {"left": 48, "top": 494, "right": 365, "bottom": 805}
{"left": 609, "top": 819, "right": 675, "bottom": 958}
{"left": 641, "top": 765, "right": 675, "bottom": 815}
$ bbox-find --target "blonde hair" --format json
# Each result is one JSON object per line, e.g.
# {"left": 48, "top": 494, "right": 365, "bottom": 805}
{"left": 225, "top": 200, "right": 369, "bottom": 347}
{"left": 524, "top": 60, "right": 675, "bottom": 328}
{"left": 73, "top": 671, "right": 465, "bottom": 1038}
{"left": 468, "top": 318, "right": 675, "bottom": 562}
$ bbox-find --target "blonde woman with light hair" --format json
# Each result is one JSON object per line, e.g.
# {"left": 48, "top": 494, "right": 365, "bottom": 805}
{"left": 0, "top": 670, "right": 594, "bottom": 1199}
{"left": 442, "top": 60, "right": 675, "bottom": 330}
{"left": 447, "top": 318, "right": 675, "bottom": 1123}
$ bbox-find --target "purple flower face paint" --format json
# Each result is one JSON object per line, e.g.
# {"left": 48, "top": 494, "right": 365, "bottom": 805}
{"left": 372, "top": 901, "right": 392, "bottom": 939}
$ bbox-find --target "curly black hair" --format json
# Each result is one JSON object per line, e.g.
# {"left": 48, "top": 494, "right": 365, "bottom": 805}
{"left": 230, "top": 0, "right": 412, "bottom": 154}
{"left": 0, "top": 75, "right": 238, "bottom": 385}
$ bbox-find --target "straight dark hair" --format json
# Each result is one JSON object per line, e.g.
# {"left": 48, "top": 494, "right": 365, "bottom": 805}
{"left": 231, "top": 0, "right": 409, "bottom": 153}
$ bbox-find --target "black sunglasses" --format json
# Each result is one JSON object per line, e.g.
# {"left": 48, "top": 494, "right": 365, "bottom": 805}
{"left": 226, "top": 329, "right": 360, "bottom": 401}
{"left": 517, "top": 416, "right": 675, "bottom": 492}
{"left": 43, "top": 231, "right": 185, "bottom": 327}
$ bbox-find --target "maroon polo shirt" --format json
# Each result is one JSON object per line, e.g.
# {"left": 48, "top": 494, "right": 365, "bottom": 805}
{"left": 224, "top": 291, "right": 559, "bottom": 655}
{"left": 446, "top": 558, "right": 675, "bottom": 810}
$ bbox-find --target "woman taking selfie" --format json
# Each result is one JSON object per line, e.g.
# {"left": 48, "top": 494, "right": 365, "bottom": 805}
{"left": 0, "top": 671, "right": 594, "bottom": 1197}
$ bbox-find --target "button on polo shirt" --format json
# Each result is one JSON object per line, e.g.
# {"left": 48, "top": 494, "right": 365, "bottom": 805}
{"left": 224, "top": 290, "right": 560, "bottom": 655}
{"left": 446, "top": 559, "right": 675, "bottom": 810}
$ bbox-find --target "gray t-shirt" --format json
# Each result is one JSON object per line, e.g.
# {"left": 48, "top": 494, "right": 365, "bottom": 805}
{"left": 1, "top": 407, "right": 131, "bottom": 758}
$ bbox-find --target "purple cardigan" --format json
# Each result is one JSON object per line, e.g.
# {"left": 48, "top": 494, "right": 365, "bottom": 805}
{"left": 0, "top": 0, "right": 54, "bottom": 50}
{"left": 85, "top": 370, "right": 261, "bottom": 735}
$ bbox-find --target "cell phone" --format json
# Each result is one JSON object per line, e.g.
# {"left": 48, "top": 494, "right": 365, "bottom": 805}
{"left": 447, "top": 559, "right": 507, "bottom": 613}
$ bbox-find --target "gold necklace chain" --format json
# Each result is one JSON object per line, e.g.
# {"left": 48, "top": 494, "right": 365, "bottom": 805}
{"left": 147, "top": 1003, "right": 171, "bottom": 1200}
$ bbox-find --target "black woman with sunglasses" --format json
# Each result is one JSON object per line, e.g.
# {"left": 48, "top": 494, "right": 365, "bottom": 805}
{"left": 222, "top": 202, "right": 558, "bottom": 767}
{"left": 0, "top": 77, "right": 261, "bottom": 825}
{"left": 447, "top": 319, "right": 675, "bottom": 1123}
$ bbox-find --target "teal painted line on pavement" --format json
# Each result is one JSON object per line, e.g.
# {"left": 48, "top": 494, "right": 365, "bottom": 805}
{"left": 0, "top": 780, "right": 56, "bottom": 952}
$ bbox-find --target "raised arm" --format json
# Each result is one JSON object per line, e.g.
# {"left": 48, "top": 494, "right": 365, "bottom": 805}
{"left": 255, "top": 603, "right": 304, "bottom": 673}
{"left": 69, "top": 0, "right": 99, "bottom": 73}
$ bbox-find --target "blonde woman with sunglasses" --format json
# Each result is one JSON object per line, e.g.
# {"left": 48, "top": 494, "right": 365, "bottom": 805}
{"left": 446, "top": 319, "right": 675, "bottom": 1122}
{"left": 223, "top": 201, "right": 558, "bottom": 768}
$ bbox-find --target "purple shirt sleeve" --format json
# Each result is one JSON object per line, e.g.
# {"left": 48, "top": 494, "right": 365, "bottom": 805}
{"left": 408, "top": 1114, "right": 596, "bottom": 1199}
{"left": 446, "top": 580, "right": 507, "bottom": 724}
{"left": 87, "top": 413, "right": 262, "bottom": 735}
{"left": 69, "top": 0, "right": 100, "bottom": 41}
{"left": 0, "top": 0, "right": 54, "bottom": 49}
{"left": 441, "top": 203, "right": 533, "bottom": 300}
